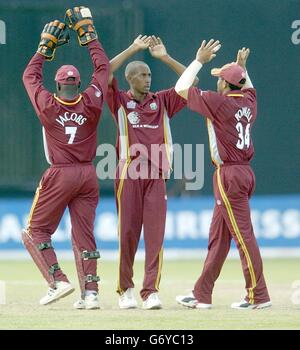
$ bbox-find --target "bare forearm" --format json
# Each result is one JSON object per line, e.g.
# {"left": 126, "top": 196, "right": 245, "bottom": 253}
{"left": 243, "top": 70, "right": 254, "bottom": 89}
{"left": 159, "top": 55, "right": 185, "bottom": 75}
{"left": 159, "top": 55, "right": 199, "bottom": 86}
{"left": 109, "top": 44, "right": 140, "bottom": 73}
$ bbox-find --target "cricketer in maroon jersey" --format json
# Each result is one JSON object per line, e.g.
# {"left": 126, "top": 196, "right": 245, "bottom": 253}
{"left": 108, "top": 77, "right": 185, "bottom": 175}
{"left": 24, "top": 41, "right": 107, "bottom": 165}
{"left": 175, "top": 41, "right": 271, "bottom": 309}
{"left": 22, "top": 26, "right": 109, "bottom": 307}
{"left": 106, "top": 35, "right": 197, "bottom": 310}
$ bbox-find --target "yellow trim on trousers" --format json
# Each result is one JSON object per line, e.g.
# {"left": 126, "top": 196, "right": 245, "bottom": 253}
{"left": 116, "top": 160, "right": 131, "bottom": 294}
{"left": 26, "top": 181, "right": 43, "bottom": 236}
{"left": 216, "top": 167, "right": 257, "bottom": 304}
{"left": 116, "top": 106, "right": 131, "bottom": 294}
{"left": 154, "top": 248, "right": 164, "bottom": 290}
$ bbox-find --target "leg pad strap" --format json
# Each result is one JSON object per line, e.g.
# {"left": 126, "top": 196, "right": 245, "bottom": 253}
{"left": 37, "top": 242, "right": 52, "bottom": 250}
{"left": 85, "top": 274, "right": 100, "bottom": 283}
{"left": 48, "top": 263, "right": 60, "bottom": 275}
{"left": 81, "top": 250, "right": 100, "bottom": 260}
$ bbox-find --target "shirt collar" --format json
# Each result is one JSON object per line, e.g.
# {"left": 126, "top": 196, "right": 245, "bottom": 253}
{"left": 126, "top": 90, "right": 156, "bottom": 105}
{"left": 226, "top": 89, "right": 244, "bottom": 97}
{"left": 54, "top": 94, "right": 82, "bottom": 105}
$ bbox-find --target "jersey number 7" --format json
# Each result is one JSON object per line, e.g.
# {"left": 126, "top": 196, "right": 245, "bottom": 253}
{"left": 65, "top": 126, "right": 78, "bottom": 144}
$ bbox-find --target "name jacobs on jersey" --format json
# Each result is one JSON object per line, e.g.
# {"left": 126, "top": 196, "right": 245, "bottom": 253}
{"left": 56, "top": 112, "right": 87, "bottom": 127}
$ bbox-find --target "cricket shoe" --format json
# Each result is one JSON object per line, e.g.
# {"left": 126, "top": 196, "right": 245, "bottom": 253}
{"left": 73, "top": 292, "right": 100, "bottom": 310}
{"left": 231, "top": 299, "right": 272, "bottom": 310}
{"left": 119, "top": 288, "right": 138, "bottom": 309}
{"left": 142, "top": 292, "right": 162, "bottom": 310}
{"left": 176, "top": 292, "right": 212, "bottom": 309}
{"left": 40, "top": 281, "right": 74, "bottom": 305}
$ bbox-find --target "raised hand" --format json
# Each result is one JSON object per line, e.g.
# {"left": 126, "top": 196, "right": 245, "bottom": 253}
{"left": 65, "top": 6, "right": 97, "bottom": 46}
{"left": 148, "top": 36, "right": 168, "bottom": 59}
{"left": 37, "top": 20, "right": 68, "bottom": 60}
{"left": 196, "top": 39, "right": 221, "bottom": 64}
{"left": 236, "top": 47, "right": 250, "bottom": 70}
{"left": 131, "top": 35, "right": 152, "bottom": 51}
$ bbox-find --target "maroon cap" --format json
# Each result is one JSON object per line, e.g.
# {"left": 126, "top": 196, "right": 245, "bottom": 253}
{"left": 55, "top": 65, "right": 80, "bottom": 85}
{"left": 211, "top": 63, "right": 246, "bottom": 87}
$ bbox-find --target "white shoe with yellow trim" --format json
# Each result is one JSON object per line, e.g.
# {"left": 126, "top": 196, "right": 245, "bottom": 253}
{"left": 231, "top": 299, "right": 272, "bottom": 310}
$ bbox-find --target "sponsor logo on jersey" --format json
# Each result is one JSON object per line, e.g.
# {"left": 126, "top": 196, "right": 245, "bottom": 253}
{"left": 127, "top": 111, "right": 140, "bottom": 125}
{"left": 150, "top": 102, "right": 157, "bottom": 110}
{"left": 127, "top": 101, "right": 137, "bottom": 109}
{"left": 132, "top": 124, "right": 159, "bottom": 129}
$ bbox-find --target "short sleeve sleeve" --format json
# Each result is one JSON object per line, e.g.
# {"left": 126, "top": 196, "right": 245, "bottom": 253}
{"left": 187, "top": 87, "right": 224, "bottom": 121}
{"left": 158, "top": 87, "right": 187, "bottom": 118}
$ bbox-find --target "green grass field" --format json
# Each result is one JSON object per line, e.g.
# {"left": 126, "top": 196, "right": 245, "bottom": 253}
{"left": 0, "top": 259, "right": 299, "bottom": 330}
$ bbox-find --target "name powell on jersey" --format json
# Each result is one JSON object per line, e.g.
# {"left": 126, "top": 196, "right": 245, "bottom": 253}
{"left": 235, "top": 107, "right": 252, "bottom": 122}
{"left": 56, "top": 112, "right": 87, "bottom": 127}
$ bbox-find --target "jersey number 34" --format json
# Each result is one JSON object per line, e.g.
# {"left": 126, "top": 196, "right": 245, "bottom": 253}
{"left": 236, "top": 122, "right": 250, "bottom": 150}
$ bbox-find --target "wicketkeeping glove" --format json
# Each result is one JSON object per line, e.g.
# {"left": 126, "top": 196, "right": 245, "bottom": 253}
{"left": 37, "top": 20, "right": 70, "bottom": 60}
{"left": 65, "top": 6, "right": 97, "bottom": 46}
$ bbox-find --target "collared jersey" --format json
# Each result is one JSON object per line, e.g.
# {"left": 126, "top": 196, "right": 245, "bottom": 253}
{"left": 106, "top": 78, "right": 186, "bottom": 172}
{"left": 187, "top": 87, "right": 257, "bottom": 165}
{"left": 23, "top": 40, "right": 109, "bottom": 165}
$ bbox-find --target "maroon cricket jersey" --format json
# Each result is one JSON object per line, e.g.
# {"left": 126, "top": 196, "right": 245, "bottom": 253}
{"left": 106, "top": 78, "right": 186, "bottom": 173}
{"left": 187, "top": 87, "right": 257, "bottom": 165}
{"left": 23, "top": 40, "right": 109, "bottom": 164}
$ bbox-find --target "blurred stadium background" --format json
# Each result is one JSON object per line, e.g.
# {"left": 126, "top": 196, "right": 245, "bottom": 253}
{"left": 0, "top": 0, "right": 299, "bottom": 260}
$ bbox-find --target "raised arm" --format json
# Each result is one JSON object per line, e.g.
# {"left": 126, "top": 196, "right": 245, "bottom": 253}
{"left": 22, "top": 51, "right": 46, "bottom": 112}
{"left": 87, "top": 40, "right": 110, "bottom": 96}
{"left": 65, "top": 6, "right": 109, "bottom": 95}
{"left": 109, "top": 35, "right": 151, "bottom": 85}
{"left": 175, "top": 39, "right": 221, "bottom": 100}
{"left": 23, "top": 20, "right": 68, "bottom": 115}
{"left": 236, "top": 47, "right": 253, "bottom": 89}
{"left": 148, "top": 36, "right": 198, "bottom": 86}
